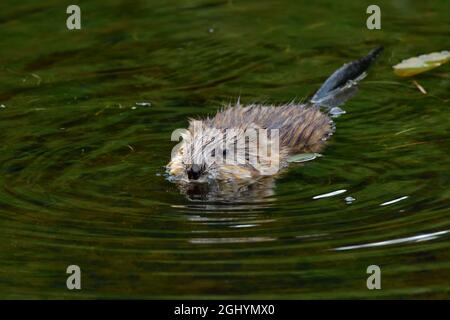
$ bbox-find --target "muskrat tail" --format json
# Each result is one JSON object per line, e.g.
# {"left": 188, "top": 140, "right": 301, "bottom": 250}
{"left": 310, "top": 46, "right": 384, "bottom": 109}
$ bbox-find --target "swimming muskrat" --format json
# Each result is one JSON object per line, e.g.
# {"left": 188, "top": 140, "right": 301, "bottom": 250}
{"left": 167, "top": 47, "right": 383, "bottom": 191}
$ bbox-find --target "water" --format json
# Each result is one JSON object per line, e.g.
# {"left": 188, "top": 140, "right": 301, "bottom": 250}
{"left": 0, "top": 0, "right": 449, "bottom": 299}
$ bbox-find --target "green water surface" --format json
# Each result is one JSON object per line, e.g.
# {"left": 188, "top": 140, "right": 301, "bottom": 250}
{"left": 0, "top": 0, "right": 449, "bottom": 299}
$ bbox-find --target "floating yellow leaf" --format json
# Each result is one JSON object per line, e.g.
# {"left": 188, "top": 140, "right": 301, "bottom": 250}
{"left": 393, "top": 50, "right": 450, "bottom": 77}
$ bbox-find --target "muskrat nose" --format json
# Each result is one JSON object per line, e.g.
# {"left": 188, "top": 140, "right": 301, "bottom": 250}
{"left": 187, "top": 164, "right": 201, "bottom": 180}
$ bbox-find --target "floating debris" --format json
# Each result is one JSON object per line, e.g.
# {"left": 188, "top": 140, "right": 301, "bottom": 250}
{"left": 412, "top": 80, "right": 427, "bottom": 94}
{"left": 380, "top": 195, "right": 409, "bottom": 206}
{"left": 345, "top": 196, "right": 356, "bottom": 204}
{"left": 0, "top": 104, "right": 6, "bottom": 109}
{"left": 208, "top": 28, "right": 215, "bottom": 33}
{"left": 393, "top": 50, "right": 450, "bottom": 77}
{"left": 31, "top": 73, "right": 42, "bottom": 85}
{"left": 287, "top": 153, "right": 322, "bottom": 163}
{"left": 135, "top": 101, "right": 152, "bottom": 107}
{"left": 313, "top": 189, "right": 347, "bottom": 200}
{"left": 329, "top": 106, "right": 346, "bottom": 117}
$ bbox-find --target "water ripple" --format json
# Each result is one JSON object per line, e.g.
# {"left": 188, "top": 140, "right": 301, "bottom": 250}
{"left": 334, "top": 230, "right": 450, "bottom": 251}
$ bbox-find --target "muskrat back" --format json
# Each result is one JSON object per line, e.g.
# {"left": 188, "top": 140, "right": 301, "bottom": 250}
{"left": 207, "top": 103, "right": 333, "bottom": 154}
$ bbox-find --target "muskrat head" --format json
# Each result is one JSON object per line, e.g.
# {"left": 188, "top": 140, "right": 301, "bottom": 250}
{"left": 167, "top": 121, "right": 285, "bottom": 183}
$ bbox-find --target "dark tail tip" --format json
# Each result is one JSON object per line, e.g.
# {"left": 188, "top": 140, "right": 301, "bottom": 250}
{"left": 365, "top": 46, "right": 384, "bottom": 64}
{"left": 311, "top": 46, "right": 384, "bottom": 108}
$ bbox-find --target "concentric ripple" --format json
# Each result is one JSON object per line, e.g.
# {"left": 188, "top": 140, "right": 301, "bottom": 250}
{"left": 0, "top": 0, "right": 449, "bottom": 299}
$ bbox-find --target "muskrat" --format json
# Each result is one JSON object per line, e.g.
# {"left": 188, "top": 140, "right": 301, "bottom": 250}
{"left": 167, "top": 47, "right": 383, "bottom": 187}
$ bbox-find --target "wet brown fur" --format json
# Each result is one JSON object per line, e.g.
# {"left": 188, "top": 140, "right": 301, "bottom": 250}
{"left": 167, "top": 102, "right": 334, "bottom": 181}
{"left": 204, "top": 102, "right": 333, "bottom": 154}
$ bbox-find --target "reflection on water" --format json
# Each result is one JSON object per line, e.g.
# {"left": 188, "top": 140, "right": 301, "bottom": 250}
{"left": 334, "top": 230, "right": 450, "bottom": 251}
{"left": 173, "top": 176, "right": 277, "bottom": 202}
{"left": 313, "top": 189, "right": 347, "bottom": 199}
{"left": 380, "top": 195, "right": 409, "bottom": 206}
{"left": 0, "top": 0, "right": 449, "bottom": 299}
{"left": 190, "top": 237, "right": 277, "bottom": 244}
